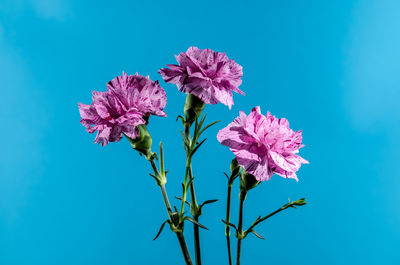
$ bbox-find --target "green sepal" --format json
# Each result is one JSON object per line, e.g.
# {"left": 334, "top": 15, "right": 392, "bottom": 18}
{"left": 240, "top": 171, "right": 260, "bottom": 193}
{"left": 184, "top": 94, "right": 206, "bottom": 126}
{"left": 125, "top": 124, "right": 153, "bottom": 160}
{"left": 227, "top": 158, "right": 241, "bottom": 185}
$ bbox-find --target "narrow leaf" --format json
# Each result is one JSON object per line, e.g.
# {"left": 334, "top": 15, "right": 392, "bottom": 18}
{"left": 193, "top": 117, "right": 199, "bottom": 139}
{"left": 197, "top": 114, "right": 207, "bottom": 135}
{"left": 222, "top": 220, "right": 238, "bottom": 231}
{"left": 185, "top": 217, "right": 208, "bottom": 230}
{"left": 200, "top": 120, "right": 221, "bottom": 136}
{"left": 159, "top": 142, "right": 164, "bottom": 175}
{"left": 250, "top": 230, "right": 265, "bottom": 240}
{"left": 191, "top": 138, "right": 207, "bottom": 156}
{"left": 179, "top": 129, "right": 190, "bottom": 150}
{"left": 187, "top": 176, "right": 195, "bottom": 187}
{"left": 175, "top": 196, "right": 191, "bottom": 206}
{"left": 201, "top": 199, "right": 218, "bottom": 206}
{"left": 199, "top": 199, "right": 218, "bottom": 210}
{"left": 153, "top": 221, "right": 168, "bottom": 240}
{"left": 176, "top": 115, "right": 185, "bottom": 123}
{"left": 224, "top": 172, "right": 230, "bottom": 180}
{"left": 149, "top": 173, "right": 158, "bottom": 182}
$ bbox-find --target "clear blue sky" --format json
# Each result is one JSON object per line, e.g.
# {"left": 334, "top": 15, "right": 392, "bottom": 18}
{"left": 1, "top": 0, "right": 399, "bottom": 264}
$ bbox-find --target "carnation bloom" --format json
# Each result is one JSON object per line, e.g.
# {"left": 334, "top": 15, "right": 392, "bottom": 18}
{"left": 159, "top": 46, "right": 244, "bottom": 109}
{"left": 78, "top": 72, "right": 167, "bottom": 146}
{"left": 217, "top": 106, "right": 308, "bottom": 181}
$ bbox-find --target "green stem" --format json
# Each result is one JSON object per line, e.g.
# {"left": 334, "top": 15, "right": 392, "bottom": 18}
{"left": 188, "top": 165, "right": 201, "bottom": 265}
{"left": 193, "top": 214, "right": 201, "bottom": 265}
{"left": 236, "top": 190, "right": 247, "bottom": 265}
{"left": 159, "top": 184, "right": 173, "bottom": 216}
{"left": 180, "top": 164, "right": 191, "bottom": 215}
{"left": 225, "top": 183, "right": 233, "bottom": 265}
{"left": 248, "top": 200, "right": 299, "bottom": 230}
{"left": 258, "top": 208, "right": 285, "bottom": 224}
{"left": 149, "top": 159, "right": 193, "bottom": 265}
{"left": 184, "top": 123, "right": 202, "bottom": 265}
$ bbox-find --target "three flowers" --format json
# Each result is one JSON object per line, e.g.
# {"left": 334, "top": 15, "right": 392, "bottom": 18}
{"left": 78, "top": 46, "right": 308, "bottom": 182}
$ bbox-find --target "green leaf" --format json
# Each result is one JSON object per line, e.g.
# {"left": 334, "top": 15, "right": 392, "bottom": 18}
{"left": 149, "top": 173, "right": 158, "bottom": 182}
{"left": 187, "top": 175, "right": 195, "bottom": 187}
{"left": 176, "top": 115, "right": 185, "bottom": 124}
{"left": 159, "top": 142, "right": 164, "bottom": 175}
{"left": 153, "top": 220, "right": 168, "bottom": 241}
{"left": 222, "top": 220, "right": 238, "bottom": 232}
{"left": 199, "top": 120, "right": 221, "bottom": 136}
{"left": 191, "top": 118, "right": 201, "bottom": 147}
{"left": 179, "top": 130, "right": 190, "bottom": 151}
{"left": 250, "top": 230, "right": 265, "bottom": 240}
{"left": 201, "top": 199, "right": 218, "bottom": 206}
{"left": 191, "top": 138, "right": 207, "bottom": 156}
{"left": 199, "top": 199, "right": 218, "bottom": 211}
{"left": 224, "top": 172, "right": 230, "bottom": 180}
{"left": 184, "top": 217, "right": 208, "bottom": 230}
{"left": 197, "top": 114, "right": 207, "bottom": 133}
{"left": 175, "top": 196, "right": 191, "bottom": 206}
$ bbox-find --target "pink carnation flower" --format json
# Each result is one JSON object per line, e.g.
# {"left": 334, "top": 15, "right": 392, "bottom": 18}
{"left": 217, "top": 107, "right": 308, "bottom": 181}
{"left": 159, "top": 46, "right": 244, "bottom": 109}
{"left": 78, "top": 72, "right": 167, "bottom": 146}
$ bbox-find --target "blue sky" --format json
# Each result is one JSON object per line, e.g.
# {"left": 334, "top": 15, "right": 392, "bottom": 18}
{"left": 0, "top": 0, "right": 399, "bottom": 264}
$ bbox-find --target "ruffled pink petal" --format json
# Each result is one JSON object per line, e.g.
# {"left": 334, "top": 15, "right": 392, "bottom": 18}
{"left": 217, "top": 114, "right": 252, "bottom": 150}
{"left": 213, "top": 84, "right": 233, "bottom": 109}
{"left": 181, "top": 76, "right": 215, "bottom": 104}
{"left": 269, "top": 151, "right": 299, "bottom": 173}
{"left": 79, "top": 72, "right": 167, "bottom": 146}
{"left": 244, "top": 106, "right": 267, "bottom": 141}
{"left": 176, "top": 51, "right": 200, "bottom": 72}
{"left": 158, "top": 66, "right": 185, "bottom": 84}
{"left": 234, "top": 151, "right": 272, "bottom": 181}
{"left": 217, "top": 107, "right": 308, "bottom": 181}
{"left": 159, "top": 47, "right": 244, "bottom": 108}
{"left": 94, "top": 126, "right": 111, "bottom": 146}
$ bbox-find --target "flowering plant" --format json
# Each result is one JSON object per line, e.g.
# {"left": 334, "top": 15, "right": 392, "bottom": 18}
{"left": 79, "top": 47, "right": 308, "bottom": 265}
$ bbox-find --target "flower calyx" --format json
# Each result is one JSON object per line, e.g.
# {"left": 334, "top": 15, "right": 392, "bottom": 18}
{"left": 183, "top": 94, "right": 206, "bottom": 127}
{"left": 239, "top": 171, "right": 260, "bottom": 195}
{"left": 225, "top": 158, "right": 241, "bottom": 186}
{"left": 126, "top": 124, "right": 154, "bottom": 160}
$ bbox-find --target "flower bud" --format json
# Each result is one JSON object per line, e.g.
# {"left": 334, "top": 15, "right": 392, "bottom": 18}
{"left": 126, "top": 124, "right": 153, "bottom": 159}
{"left": 184, "top": 94, "right": 206, "bottom": 126}
{"left": 292, "top": 198, "right": 307, "bottom": 206}
{"left": 281, "top": 198, "right": 307, "bottom": 210}
{"left": 240, "top": 171, "right": 260, "bottom": 193}
{"left": 230, "top": 158, "right": 241, "bottom": 177}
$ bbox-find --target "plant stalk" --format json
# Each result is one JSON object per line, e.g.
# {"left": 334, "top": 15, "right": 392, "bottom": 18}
{"left": 225, "top": 183, "right": 233, "bottom": 265}
{"left": 149, "top": 159, "right": 194, "bottom": 265}
{"left": 236, "top": 190, "right": 247, "bottom": 265}
{"left": 184, "top": 123, "right": 202, "bottom": 265}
